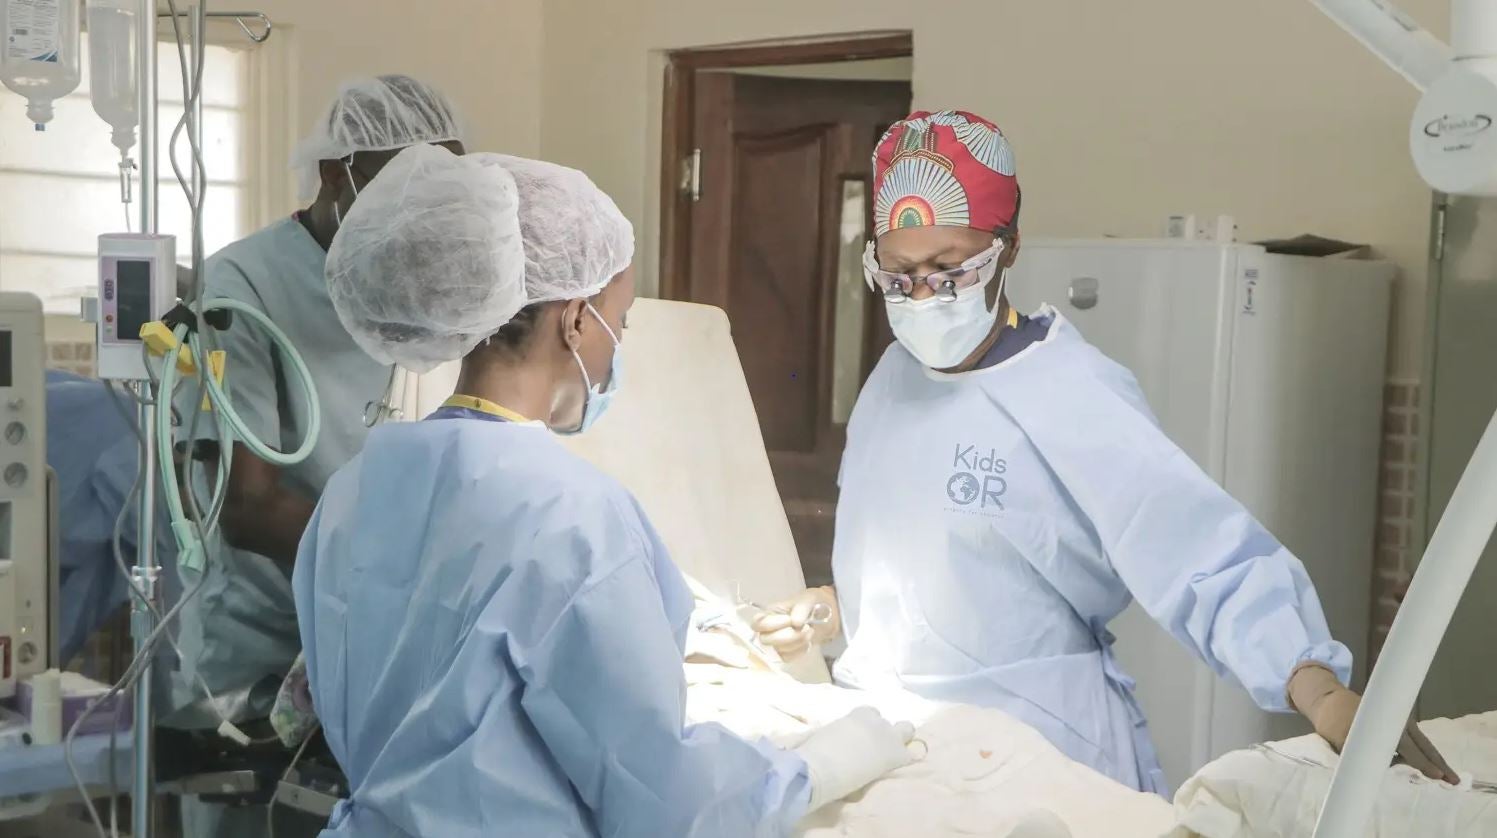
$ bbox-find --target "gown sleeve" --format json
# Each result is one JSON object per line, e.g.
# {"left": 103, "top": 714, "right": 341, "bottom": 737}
{"left": 1010, "top": 354, "right": 1353, "bottom": 712}
{"left": 513, "top": 519, "right": 812, "bottom": 838}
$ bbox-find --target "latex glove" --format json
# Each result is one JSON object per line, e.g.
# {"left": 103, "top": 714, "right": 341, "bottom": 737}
{"left": 750, "top": 586, "right": 840, "bottom": 660}
{"left": 1287, "top": 663, "right": 1459, "bottom": 784}
{"left": 794, "top": 707, "right": 916, "bottom": 812}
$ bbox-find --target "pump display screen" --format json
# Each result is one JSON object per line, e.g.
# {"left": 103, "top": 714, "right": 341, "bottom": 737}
{"left": 117, "top": 260, "right": 152, "bottom": 342}
{"left": 0, "top": 331, "right": 10, "bottom": 388}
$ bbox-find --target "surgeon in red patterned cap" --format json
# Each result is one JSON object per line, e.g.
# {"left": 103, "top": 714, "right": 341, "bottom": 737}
{"left": 752, "top": 110, "right": 1454, "bottom": 796}
{"left": 864, "top": 110, "right": 1027, "bottom": 370}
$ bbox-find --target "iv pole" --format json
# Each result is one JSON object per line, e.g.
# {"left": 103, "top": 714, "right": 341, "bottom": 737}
{"left": 128, "top": 5, "right": 271, "bottom": 835}
{"left": 128, "top": 3, "right": 158, "bottom": 836}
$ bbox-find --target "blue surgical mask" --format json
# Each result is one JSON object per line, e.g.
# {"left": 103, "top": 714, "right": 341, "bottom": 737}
{"left": 557, "top": 302, "right": 622, "bottom": 436}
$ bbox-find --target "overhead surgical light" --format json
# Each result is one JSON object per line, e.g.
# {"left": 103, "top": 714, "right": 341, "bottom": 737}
{"left": 1410, "top": 1, "right": 1497, "bottom": 194}
{"left": 1314, "top": 0, "right": 1497, "bottom": 195}
{"left": 1308, "top": 2, "right": 1497, "bottom": 837}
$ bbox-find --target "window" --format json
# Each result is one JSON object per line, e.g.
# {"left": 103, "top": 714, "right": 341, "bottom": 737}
{"left": 0, "top": 35, "right": 251, "bottom": 314}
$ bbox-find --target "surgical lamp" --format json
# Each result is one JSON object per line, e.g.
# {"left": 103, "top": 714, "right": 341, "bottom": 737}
{"left": 1307, "top": 2, "right": 1497, "bottom": 836}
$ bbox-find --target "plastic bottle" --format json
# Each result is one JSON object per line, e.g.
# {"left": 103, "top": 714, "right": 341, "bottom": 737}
{"left": 0, "top": 0, "right": 82, "bottom": 129}
{"left": 26, "top": 668, "right": 60, "bottom": 745}
{"left": 86, "top": 0, "right": 134, "bottom": 154}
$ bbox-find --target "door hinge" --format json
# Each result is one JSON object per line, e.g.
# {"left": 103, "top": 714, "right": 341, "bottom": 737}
{"left": 679, "top": 149, "right": 702, "bottom": 202}
{"left": 1432, "top": 199, "right": 1447, "bottom": 262}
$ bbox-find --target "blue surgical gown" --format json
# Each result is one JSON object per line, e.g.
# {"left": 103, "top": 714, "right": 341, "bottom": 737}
{"left": 47, "top": 370, "right": 177, "bottom": 663}
{"left": 293, "top": 413, "right": 811, "bottom": 837}
{"left": 832, "top": 308, "right": 1352, "bottom": 794}
{"left": 169, "top": 216, "right": 391, "bottom": 727}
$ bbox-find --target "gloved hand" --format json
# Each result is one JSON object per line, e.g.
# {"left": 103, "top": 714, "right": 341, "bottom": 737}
{"left": 793, "top": 707, "right": 916, "bottom": 812}
{"left": 750, "top": 586, "right": 841, "bottom": 660}
{"left": 1287, "top": 663, "right": 1459, "bottom": 784}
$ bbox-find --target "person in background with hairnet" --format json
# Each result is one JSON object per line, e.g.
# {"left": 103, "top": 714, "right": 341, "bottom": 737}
{"left": 295, "top": 144, "right": 915, "bottom": 836}
{"left": 164, "top": 74, "right": 463, "bottom": 838}
{"left": 752, "top": 110, "right": 1456, "bottom": 795}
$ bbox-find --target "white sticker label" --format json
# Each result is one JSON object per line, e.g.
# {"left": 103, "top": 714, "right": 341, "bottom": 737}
{"left": 4, "top": 0, "right": 61, "bottom": 64}
{"left": 1242, "top": 269, "right": 1259, "bottom": 315}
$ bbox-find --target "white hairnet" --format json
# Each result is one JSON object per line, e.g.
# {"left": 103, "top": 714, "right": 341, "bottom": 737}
{"left": 326, "top": 145, "right": 525, "bottom": 373}
{"left": 490, "top": 154, "right": 634, "bottom": 304}
{"left": 291, "top": 74, "right": 463, "bottom": 198}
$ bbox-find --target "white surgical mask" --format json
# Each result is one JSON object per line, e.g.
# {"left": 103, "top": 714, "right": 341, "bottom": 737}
{"left": 886, "top": 268, "right": 1006, "bottom": 369}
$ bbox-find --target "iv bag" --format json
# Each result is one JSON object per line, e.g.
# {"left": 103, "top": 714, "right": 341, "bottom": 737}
{"left": 0, "top": 0, "right": 82, "bottom": 129}
{"left": 86, "top": 0, "right": 136, "bottom": 154}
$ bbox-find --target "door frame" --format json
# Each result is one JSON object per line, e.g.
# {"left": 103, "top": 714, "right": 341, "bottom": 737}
{"left": 658, "top": 32, "right": 914, "bottom": 301}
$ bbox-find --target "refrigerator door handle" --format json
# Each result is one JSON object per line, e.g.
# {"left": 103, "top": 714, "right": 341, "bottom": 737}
{"left": 1068, "top": 276, "right": 1100, "bottom": 310}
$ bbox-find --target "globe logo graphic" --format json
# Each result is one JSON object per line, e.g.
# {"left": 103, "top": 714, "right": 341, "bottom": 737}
{"left": 947, "top": 472, "right": 980, "bottom": 505}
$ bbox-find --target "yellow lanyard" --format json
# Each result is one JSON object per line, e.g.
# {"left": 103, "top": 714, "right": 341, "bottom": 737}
{"left": 1004, "top": 306, "right": 1020, "bottom": 330}
{"left": 442, "top": 394, "right": 530, "bottom": 423}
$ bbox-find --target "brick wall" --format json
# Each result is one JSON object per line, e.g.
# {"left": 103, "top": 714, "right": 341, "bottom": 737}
{"left": 1370, "top": 378, "right": 1419, "bottom": 662}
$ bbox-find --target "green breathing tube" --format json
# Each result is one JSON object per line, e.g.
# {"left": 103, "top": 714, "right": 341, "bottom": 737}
{"left": 155, "top": 297, "right": 322, "bottom": 573}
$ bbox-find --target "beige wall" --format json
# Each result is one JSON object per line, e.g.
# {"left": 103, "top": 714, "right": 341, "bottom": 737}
{"left": 536, "top": 0, "right": 1447, "bottom": 377}
{"left": 244, "top": 0, "right": 544, "bottom": 217}
{"left": 50, "top": 1, "right": 1447, "bottom": 377}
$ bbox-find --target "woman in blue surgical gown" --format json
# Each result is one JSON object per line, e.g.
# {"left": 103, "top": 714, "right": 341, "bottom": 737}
{"left": 293, "top": 145, "right": 913, "bottom": 837}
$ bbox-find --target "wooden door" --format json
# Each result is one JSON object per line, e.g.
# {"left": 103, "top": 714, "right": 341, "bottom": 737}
{"left": 677, "top": 73, "right": 908, "bottom": 586}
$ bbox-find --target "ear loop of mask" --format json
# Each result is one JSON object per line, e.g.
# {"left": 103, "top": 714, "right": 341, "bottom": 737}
{"left": 572, "top": 302, "right": 620, "bottom": 393}
{"left": 332, "top": 159, "right": 361, "bottom": 229}
{"left": 563, "top": 302, "right": 622, "bottom": 435}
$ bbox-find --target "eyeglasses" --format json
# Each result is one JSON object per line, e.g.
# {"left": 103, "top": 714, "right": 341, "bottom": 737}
{"left": 862, "top": 239, "right": 1004, "bottom": 303}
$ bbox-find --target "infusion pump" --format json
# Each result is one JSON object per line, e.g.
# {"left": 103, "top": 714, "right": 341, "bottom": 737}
{"left": 0, "top": 293, "right": 51, "bottom": 699}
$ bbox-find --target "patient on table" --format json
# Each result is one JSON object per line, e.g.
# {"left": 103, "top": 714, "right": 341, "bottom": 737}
{"left": 687, "top": 578, "right": 1497, "bottom": 838}
{"left": 681, "top": 579, "right": 1175, "bottom": 838}
{"left": 272, "top": 574, "right": 1173, "bottom": 837}
{"left": 277, "top": 575, "right": 1497, "bottom": 837}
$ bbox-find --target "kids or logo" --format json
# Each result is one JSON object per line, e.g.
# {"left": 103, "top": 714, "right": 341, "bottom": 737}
{"left": 946, "top": 445, "right": 1007, "bottom": 510}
